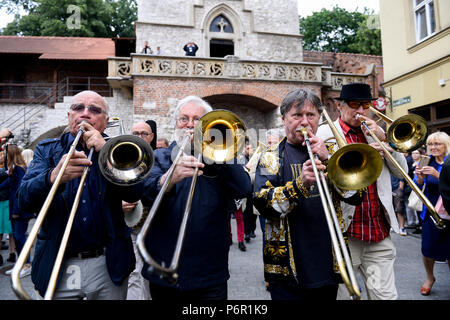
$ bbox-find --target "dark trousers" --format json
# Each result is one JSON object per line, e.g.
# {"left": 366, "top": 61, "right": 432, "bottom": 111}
{"left": 243, "top": 205, "right": 257, "bottom": 236}
{"left": 269, "top": 281, "right": 338, "bottom": 301}
{"left": 149, "top": 282, "right": 227, "bottom": 301}
{"left": 11, "top": 218, "right": 30, "bottom": 263}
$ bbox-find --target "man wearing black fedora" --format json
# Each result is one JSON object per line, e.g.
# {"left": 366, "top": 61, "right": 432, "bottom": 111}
{"left": 317, "top": 83, "right": 408, "bottom": 300}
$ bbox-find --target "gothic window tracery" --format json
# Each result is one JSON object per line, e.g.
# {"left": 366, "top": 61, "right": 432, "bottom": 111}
{"left": 209, "top": 15, "right": 234, "bottom": 33}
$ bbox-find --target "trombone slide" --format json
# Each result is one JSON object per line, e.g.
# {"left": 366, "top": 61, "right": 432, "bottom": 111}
{"left": 44, "top": 148, "right": 94, "bottom": 300}
{"left": 299, "top": 127, "right": 362, "bottom": 300}
{"left": 11, "top": 126, "right": 86, "bottom": 300}
{"left": 136, "top": 134, "right": 191, "bottom": 282}
{"left": 357, "top": 116, "right": 446, "bottom": 230}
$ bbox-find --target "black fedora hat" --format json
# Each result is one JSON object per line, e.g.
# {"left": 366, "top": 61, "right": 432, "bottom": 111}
{"left": 335, "top": 83, "right": 377, "bottom": 101}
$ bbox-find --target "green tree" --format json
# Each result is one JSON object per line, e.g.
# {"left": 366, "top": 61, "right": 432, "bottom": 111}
{"left": 107, "top": 0, "right": 137, "bottom": 37}
{"left": 1, "top": 0, "right": 137, "bottom": 37}
{"left": 299, "top": 6, "right": 381, "bottom": 55}
{"left": 0, "top": 0, "right": 37, "bottom": 14}
{"left": 350, "top": 14, "right": 382, "bottom": 55}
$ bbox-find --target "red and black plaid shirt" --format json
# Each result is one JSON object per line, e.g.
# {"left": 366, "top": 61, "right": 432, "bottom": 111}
{"left": 339, "top": 118, "right": 389, "bottom": 243}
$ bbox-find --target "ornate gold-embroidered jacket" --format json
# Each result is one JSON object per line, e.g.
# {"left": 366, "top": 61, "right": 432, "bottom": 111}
{"left": 253, "top": 137, "right": 363, "bottom": 285}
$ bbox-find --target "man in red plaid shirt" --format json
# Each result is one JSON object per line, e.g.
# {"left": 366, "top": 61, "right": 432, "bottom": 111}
{"left": 317, "top": 83, "right": 408, "bottom": 300}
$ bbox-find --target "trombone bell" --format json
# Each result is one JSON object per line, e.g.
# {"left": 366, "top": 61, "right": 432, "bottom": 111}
{"left": 387, "top": 114, "right": 429, "bottom": 153}
{"left": 328, "top": 143, "right": 383, "bottom": 191}
{"left": 99, "top": 135, "right": 154, "bottom": 186}
{"left": 194, "top": 110, "right": 246, "bottom": 163}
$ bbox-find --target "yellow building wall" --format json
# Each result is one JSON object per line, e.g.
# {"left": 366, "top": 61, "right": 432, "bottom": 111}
{"left": 380, "top": 0, "right": 450, "bottom": 82}
{"left": 386, "top": 58, "right": 450, "bottom": 119}
{"left": 380, "top": 0, "right": 450, "bottom": 119}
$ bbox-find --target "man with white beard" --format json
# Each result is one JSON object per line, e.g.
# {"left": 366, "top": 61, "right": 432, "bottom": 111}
{"left": 140, "top": 96, "right": 251, "bottom": 300}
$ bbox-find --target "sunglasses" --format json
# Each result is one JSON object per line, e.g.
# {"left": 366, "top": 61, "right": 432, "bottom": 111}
{"left": 346, "top": 101, "right": 372, "bottom": 109}
{"left": 132, "top": 131, "right": 152, "bottom": 137}
{"left": 70, "top": 104, "right": 106, "bottom": 115}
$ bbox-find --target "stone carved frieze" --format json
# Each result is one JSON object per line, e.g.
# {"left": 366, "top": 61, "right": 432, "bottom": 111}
{"left": 193, "top": 62, "right": 206, "bottom": 76}
{"left": 108, "top": 56, "right": 367, "bottom": 85}
{"left": 210, "top": 63, "right": 224, "bottom": 76}
{"left": 331, "top": 74, "right": 366, "bottom": 90}
{"left": 117, "top": 61, "right": 131, "bottom": 77}
{"left": 140, "top": 59, "right": 154, "bottom": 73}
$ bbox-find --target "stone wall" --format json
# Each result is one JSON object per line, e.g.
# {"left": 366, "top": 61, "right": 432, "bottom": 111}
{"left": 131, "top": 76, "right": 322, "bottom": 142}
{"left": 135, "top": 0, "right": 303, "bottom": 62}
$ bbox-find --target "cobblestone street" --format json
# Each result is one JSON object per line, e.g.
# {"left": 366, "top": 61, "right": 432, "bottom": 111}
{"left": 1, "top": 219, "right": 449, "bottom": 300}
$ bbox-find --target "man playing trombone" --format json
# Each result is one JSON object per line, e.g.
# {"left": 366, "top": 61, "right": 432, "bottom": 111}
{"left": 140, "top": 95, "right": 251, "bottom": 300}
{"left": 253, "top": 88, "right": 362, "bottom": 300}
{"left": 317, "top": 83, "right": 408, "bottom": 300}
{"left": 17, "top": 90, "right": 143, "bottom": 299}
{"left": 123, "top": 121, "right": 155, "bottom": 300}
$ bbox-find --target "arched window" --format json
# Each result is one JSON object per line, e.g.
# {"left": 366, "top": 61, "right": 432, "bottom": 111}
{"left": 209, "top": 15, "right": 234, "bottom": 33}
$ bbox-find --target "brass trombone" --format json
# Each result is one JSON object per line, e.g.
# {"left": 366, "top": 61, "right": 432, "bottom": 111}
{"left": 137, "top": 110, "right": 246, "bottom": 283}
{"left": 11, "top": 120, "right": 154, "bottom": 300}
{"left": 370, "top": 107, "right": 428, "bottom": 153}
{"left": 358, "top": 107, "right": 446, "bottom": 229}
{"left": 299, "top": 109, "right": 383, "bottom": 300}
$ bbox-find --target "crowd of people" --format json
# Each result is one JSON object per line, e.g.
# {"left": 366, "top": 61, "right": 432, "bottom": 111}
{"left": 0, "top": 82, "right": 448, "bottom": 301}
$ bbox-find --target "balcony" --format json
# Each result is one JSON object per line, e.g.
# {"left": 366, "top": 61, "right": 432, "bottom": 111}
{"left": 107, "top": 55, "right": 369, "bottom": 93}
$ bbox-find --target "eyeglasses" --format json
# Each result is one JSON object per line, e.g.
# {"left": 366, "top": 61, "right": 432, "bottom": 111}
{"left": 132, "top": 131, "right": 152, "bottom": 137}
{"left": 177, "top": 116, "right": 201, "bottom": 125}
{"left": 427, "top": 142, "right": 443, "bottom": 147}
{"left": 346, "top": 101, "right": 372, "bottom": 109}
{"left": 70, "top": 104, "right": 107, "bottom": 115}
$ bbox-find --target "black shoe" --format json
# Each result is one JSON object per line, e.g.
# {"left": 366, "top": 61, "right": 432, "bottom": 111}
{"left": 238, "top": 242, "right": 246, "bottom": 252}
{"left": 1, "top": 245, "right": 8, "bottom": 250}
{"left": 7, "top": 252, "right": 16, "bottom": 263}
{"left": 245, "top": 235, "right": 251, "bottom": 243}
{"left": 0, "top": 255, "right": 3, "bottom": 266}
{"left": 250, "top": 231, "right": 256, "bottom": 238}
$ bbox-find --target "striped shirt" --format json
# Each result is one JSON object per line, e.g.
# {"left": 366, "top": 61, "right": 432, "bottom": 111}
{"left": 339, "top": 118, "right": 389, "bottom": 243}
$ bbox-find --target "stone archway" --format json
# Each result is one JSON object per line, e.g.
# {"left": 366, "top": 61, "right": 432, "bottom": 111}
{"left": 203, "top": 93, "right": 280, "bottom": 147}
{"left": 29, "top": 125, "right": 66, "bottom": 150}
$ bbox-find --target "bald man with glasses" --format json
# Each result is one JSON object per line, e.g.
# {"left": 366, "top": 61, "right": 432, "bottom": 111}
{"left": 17, "top": 90, "right": 144, "bottom": 300}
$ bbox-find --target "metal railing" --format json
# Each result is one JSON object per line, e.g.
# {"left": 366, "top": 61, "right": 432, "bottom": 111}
{"left": 0, "top": 76, "right": 112, "bottom": 104}
{"left": 0, "top": 76, "right": 112, "bottom": 134}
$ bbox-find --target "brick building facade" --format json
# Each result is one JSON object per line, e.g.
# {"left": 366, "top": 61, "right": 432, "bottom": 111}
{"left": 0, "top": 0, "right": 384, "bottom": 148}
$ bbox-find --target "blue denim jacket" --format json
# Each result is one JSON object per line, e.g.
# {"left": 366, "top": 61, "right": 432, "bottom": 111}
{"left": 0, "top": 166, "right": 34, "bottom": 220}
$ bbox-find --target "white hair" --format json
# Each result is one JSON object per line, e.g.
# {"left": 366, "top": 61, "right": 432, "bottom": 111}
{"left": 172, "top": 95, "right": 213, "bottom": 128}
{"left": 266, "top": 128, "right": 283, "bottom": 139}
{"left": 21, "top": 148, "right": 34, "bottom": 166}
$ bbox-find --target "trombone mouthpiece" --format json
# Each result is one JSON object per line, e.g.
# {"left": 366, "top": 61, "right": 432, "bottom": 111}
{"left": 79, "top": 120, "right": 91, "bottom": 132}
{"left": 296, "top": 127, "right": 309, "bottom": 135}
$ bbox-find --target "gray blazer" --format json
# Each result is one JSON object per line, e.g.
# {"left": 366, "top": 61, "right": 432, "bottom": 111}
{"left": 316, "top": 119, "right": 408, "bottom": 234}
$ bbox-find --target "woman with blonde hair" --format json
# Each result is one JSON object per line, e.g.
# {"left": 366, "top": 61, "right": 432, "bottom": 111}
{"left": 413, "top": 131, "right": 450, "bottom": 296}
{"left": 21, "top": 149, "right": 34, "bottom": 167}
{"left": 0, "top": 144, "right": 34, "bottom": 277}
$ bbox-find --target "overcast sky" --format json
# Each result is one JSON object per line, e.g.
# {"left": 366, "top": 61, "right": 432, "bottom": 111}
{"left": 0, "top": 1, "right": 380, "bottom": 29}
